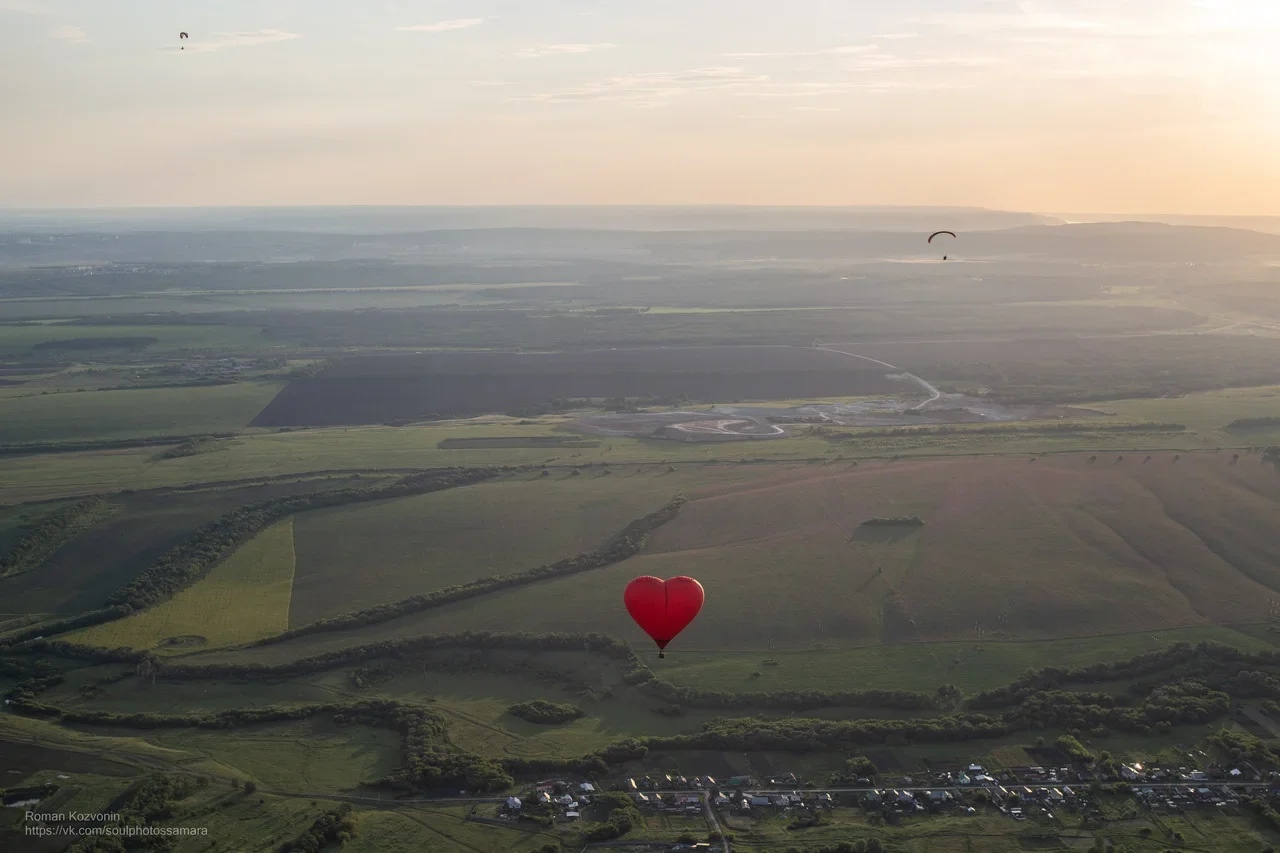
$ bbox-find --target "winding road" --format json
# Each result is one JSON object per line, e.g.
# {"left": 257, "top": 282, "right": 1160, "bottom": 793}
{"left": 813, "top": 344, "right": 943, "bottom": 410}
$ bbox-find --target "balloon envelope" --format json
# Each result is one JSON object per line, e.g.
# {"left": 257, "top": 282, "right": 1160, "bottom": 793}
{"left": 624, "top": 576, "right": 704, "bottom": 651}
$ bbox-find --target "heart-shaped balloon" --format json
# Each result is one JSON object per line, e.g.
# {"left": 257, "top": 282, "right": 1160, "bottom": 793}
{"left": 624, "top": 575, "right": 704, "bottom": 658}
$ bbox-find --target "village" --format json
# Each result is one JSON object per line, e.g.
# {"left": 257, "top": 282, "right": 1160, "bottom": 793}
{"left": 478, "top": 758, "right": 1279, "bottom": 849}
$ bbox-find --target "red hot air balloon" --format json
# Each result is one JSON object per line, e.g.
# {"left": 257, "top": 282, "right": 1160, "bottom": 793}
{"left": 624, "top": 576, "right": 704, "bottom": 658}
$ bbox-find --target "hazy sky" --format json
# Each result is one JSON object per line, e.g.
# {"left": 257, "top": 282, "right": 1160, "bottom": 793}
{"left": 3, "top": 0, "right": 1279, "bottom": 211}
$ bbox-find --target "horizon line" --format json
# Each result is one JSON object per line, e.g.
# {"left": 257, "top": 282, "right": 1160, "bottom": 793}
{"left": 1, "top": 204, "right": 1278, "bottom": 218}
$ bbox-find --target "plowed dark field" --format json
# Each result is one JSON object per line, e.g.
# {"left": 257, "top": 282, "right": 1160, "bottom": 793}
{"left": 251, "top": 346, "right": 907, "bottom": 426}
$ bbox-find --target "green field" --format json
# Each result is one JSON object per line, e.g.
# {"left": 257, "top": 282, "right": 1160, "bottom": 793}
{"left": 656, "top": 626, "right": 1279, "bottom": 695}
{"left": 271, "top": 452, "right": 1280, "bottom": 655}
{"left": 288, "top": 468, "right": 762, "bottom": 624}
{"left": 71, "top": 518, "right": 297, "bottom": 652}
{"left": 142, "top": 717, "right": 401, "bottom": 792}
{"left": 0, "top": 380, "right": 283, "bottom": 444}
{"left": 3, "top": 382, "right": 1279, "bottom": 505}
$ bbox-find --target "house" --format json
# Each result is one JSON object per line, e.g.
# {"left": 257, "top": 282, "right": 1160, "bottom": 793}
{"left": 967, "top": 764, "right": 986, "bottom": 774}
{"left": 536, "top": 792, "right": 551, "bottom": 804}
{"left": 1230, "top": 768, "right": 1244, "bottom": 778}
{"left": 634, "top": 793, "right": 651, "bottom": 805}
{"left": 955, "top": 772, "right": 971, "bottom": 785}
{"left": 714, "top": 795, "right": 731, "bottom": 807}
{"left": 579, "top": 782, "right": 595, "bottom": 793}
{"left": 557, "top": 795, "right": 575, "bottom": 807}
{"left": 1119, "top": 765, "right": 1142, "bottom": 782}
{"left": 505, "top": 797, "right": 522, "bottom": 811}
{"left": 749, "top": 796, "right": 771, "bottom": 808}
{"left": 563, "top": 811, "right": 580, "bottom": 821}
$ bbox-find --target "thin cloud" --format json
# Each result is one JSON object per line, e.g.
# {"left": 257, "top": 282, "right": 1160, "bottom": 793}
{"left": 515, "top": 43, "right": 616, "bottom": 58}
{"left": 49, "top": 24, "right": 88, "bottom": 43}
{"left": 396, "top": 18, "right": 485, "bottom": 33}
{"left": 515, "top": 66, "right": 766, "bottom": 103}
{"left": 723, "top": 44, "right": 875, "bottom": 58}
{"left": 180, "top": 29, "right": 301, "bottom": 53}
{"left": 470, "top": 79, "right": 515, "bottom": 87}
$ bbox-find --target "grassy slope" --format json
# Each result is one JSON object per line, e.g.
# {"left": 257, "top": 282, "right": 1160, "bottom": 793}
{"left": 309, "top": 453, "right": 1280, "bottom": 651}
{"left": 656, "top": 626, "right": 1278, "bottom": 695}
{"left": 143, "top": 718, "right": 401, "bottom": 792}
{"left": 0, "top": 381, "right": 283, "bottom": 444}
{"left": 289, "top": 467, "right": 765, "bottom": 625}
{"left": 70, "top": 518, "right": 296, "bottom": 652}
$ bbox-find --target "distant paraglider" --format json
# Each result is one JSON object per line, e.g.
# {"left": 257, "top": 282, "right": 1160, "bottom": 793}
{"left": 179, "top": 32, "right": 189, "bottom": 50}
{"left": 624, "top": 576, "right": 704, "bottom": 658}
{"left": 928, "top": 230, "right": 956, "bottom": 260}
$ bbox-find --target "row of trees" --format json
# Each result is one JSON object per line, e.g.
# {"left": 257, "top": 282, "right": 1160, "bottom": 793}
{"left": 1, "top": 607, "right": 134, "bottom": 650}
{"left": 645, "top": 682, "right": 936, "bottom": 712}
{"left": 508, "top": 700, "right": 585, "bottom": 724}
{"left": 257, "top": 495, "right": 687, "bottom": 644}
{"left": 67, "top": 773, "right": 206, "bottom": 852}
{"left": 0, "top": 432, "right": 242, "bottom": 458}
{"left": 1227, "top": 417, "right": 1280, "bottom": 430}
{"left": 279, "top": 804, "right": 357, "bottom": 853}
{"left": 823, "top": 421, "right": 1186, "bottom": 440}
{"left": 108, "top": 467, "right": 498, "bottom": 611}
{"left": 967, "top": 642, "right": 1243, "bottom": 708}
{"left": 0, "top": 497, "right": 113, "bottom": 578}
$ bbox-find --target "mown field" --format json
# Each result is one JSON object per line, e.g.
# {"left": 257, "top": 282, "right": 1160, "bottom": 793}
{"left": 0, "top": 380, "right": 282, "bottom": 444}
{"left": 71, "top": 518, "right": 296, "bottom": 652}
{"left": 252, "top": 346, "right": 910, "bottom": 426}
{"left": 289, "top": 467, "right": 763, "bottom": 624}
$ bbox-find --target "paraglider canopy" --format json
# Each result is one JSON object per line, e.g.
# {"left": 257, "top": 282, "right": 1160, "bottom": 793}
{"left": 927, "top": 230, "right": 956, "bottom": 243}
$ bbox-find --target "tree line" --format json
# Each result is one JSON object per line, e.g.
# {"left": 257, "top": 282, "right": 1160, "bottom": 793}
{"left": 1227, "top": 417, "right": 1280, "bottom": 430}
{"left": 1, "top": 607, "right": 134, "bottom": 651}
{"left": 0, "top": 497, "right": 115, "bottom": 579}
{"left": 508, "top": 700, "right": 585, "bottom": 724}
{"left": 822, "top": 421, "right": 1186, "bottom": 440}
{"left": 0, "top": 433, "right": 241, "bottom": 458}
{"left": 280, "top": 804, "right": 357, "bottom": 853}
{"left": 66, "top": 773, "right": 206, "bottom": 852}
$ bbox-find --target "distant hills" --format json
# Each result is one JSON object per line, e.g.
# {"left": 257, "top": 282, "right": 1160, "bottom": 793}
{"left": 1051, "top": 212, "right": 1280, "bottom": 235}
{"left": 3, "top": 211, "right": 1280, "bottom": 267}
{"left": 0, "top": 204, "right": 1059, "bottom": 234}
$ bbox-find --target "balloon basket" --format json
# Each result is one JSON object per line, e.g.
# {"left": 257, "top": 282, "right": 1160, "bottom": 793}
{"left": 658, "top": 652, "right": 665, "bottom": 659}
